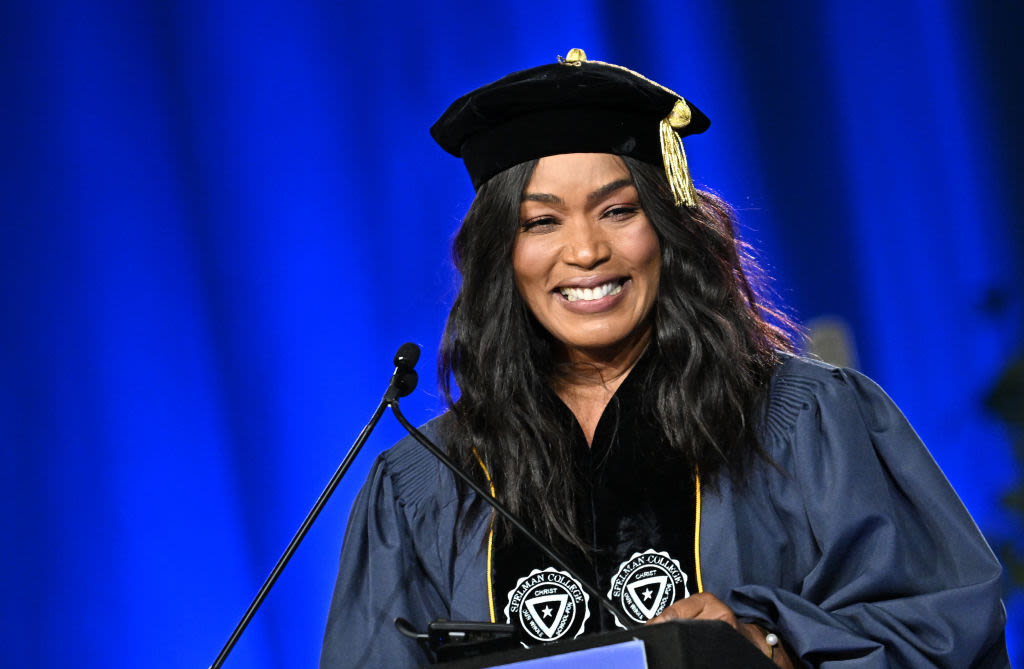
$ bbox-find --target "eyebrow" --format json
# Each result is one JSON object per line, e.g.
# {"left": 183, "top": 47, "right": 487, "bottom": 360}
{"left": 522, "top": 178, "right": 635, "bottom": 208}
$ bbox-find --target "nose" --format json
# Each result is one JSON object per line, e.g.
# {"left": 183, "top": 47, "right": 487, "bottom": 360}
{"left": 561, "top": 219, "right": 611, "bottom": 269}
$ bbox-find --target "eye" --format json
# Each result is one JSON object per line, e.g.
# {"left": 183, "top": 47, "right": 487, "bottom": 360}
{"left": 603, "top": 205, "right": 640, "bottom": 221}
{"left": 519, "top": 215, "right": 558, "bottom": 232}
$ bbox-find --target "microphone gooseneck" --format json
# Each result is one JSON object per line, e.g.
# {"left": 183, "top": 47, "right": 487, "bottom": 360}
{"left": 385, "top": 344, "right": 636, "bottom": 629}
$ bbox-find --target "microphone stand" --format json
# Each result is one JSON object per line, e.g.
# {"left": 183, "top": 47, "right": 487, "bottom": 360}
{"left": 209, "top": 347, "right": 418, "bottom": 669}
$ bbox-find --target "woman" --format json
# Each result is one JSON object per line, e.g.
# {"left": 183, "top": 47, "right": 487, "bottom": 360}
{"left": 321, "top": 49, "right": 1009, "bottom": 668}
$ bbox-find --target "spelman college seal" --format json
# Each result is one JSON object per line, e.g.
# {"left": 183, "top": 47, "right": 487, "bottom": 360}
{"left": 504, "top": 567, "right": 591, "bottom": 645}
{"left": 607, "top": 549, "right": 689, "bottom": 627}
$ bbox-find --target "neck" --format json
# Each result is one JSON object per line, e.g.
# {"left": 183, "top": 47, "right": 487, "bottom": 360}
{"left": 551, "top": 330, "right": 651, "bottom": 444}
{"left": 555, "top": 334, "right": 649, "bottom": 389}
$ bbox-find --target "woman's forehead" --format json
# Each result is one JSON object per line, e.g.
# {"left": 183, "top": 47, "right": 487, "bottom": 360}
{"left": 525, "top": 154, "right": 632, "bottom": 194}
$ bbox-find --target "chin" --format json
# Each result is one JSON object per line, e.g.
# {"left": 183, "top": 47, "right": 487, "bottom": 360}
{"left": 553, "top": 327, "right": 652, "bottom": 359}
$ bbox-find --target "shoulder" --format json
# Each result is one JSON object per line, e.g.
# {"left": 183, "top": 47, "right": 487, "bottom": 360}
{"left": 758, "top": 355, "right": 925, "bottom": 479}
{"left": 374, "top": 412, "right": 459, "bottom": 512}
{"left": 768, "top": 354, "right": 853, "bottom": 399}
{"left": 762, "top": 355, "right": 895, "bottom": 440}
{"left": 756, "top": 355, "right": 961, "bottom": 515}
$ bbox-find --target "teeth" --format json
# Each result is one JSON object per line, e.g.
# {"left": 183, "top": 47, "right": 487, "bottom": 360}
{"left": 560, "top": 281, "right": 623, "bottom": 303}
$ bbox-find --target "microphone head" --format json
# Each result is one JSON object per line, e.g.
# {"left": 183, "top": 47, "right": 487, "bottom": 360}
{"left": 394, "top": 342, "right": 421, "bottom": 371}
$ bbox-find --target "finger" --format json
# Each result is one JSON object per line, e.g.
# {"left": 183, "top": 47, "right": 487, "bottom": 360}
{"left": 648, "top": 593, "right": 739, "bottom": 629}
{"left": 647, "top": 597, "right": 704, "bottom": 623}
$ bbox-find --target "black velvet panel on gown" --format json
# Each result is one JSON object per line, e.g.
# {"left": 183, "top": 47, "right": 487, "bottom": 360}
{"left": 491, "top": 353, "right": 698, "bottom": 647}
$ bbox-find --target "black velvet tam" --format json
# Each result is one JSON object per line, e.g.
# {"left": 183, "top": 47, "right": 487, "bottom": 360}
{"left": 430, "top": 52, "right": 710, "bottom": 189}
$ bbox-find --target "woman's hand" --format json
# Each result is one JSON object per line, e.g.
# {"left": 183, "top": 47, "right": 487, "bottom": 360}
{"left": 647, "top": 593, "right": 794, "bottom": 667}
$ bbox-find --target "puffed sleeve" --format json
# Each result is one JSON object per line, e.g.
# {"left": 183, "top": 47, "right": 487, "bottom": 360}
{"left": 319, "top": 430, "right": 464, "bottom": 667}
{"left": 319, "top": 452, "right": 444, "bottom": 668}
{"left": 710, "top": 360, "right": 1009, "bottom": 668}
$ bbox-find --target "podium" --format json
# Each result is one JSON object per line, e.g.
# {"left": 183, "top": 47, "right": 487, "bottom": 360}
{"left": 431, "top": 620, "right": 777, "bottom": 668}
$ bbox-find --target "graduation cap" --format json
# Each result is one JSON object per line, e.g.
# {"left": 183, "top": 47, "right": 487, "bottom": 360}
{"left": 430, "top": 48, "right": 710, "bottom": 207}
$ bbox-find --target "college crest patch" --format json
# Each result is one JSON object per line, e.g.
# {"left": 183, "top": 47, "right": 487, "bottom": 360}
{"left": 607, "top": 549, "right": 688, "bottom": 627}
{"left": 503, "top": 567, "right": 590, "bottom": 646}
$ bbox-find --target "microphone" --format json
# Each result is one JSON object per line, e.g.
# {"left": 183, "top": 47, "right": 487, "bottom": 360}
{"left": 384, "top": 342, "right": 419, "bottom": 403}
{"left": 209, "top": 344, "right": 420, "bottom": 668}
{"left": 384, "top": 344, "right": 635, "bottom": 630}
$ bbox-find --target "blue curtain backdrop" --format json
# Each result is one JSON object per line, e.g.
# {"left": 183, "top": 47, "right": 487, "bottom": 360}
{"left": 2, "top": 1, "right": 1021, "bottom": 666}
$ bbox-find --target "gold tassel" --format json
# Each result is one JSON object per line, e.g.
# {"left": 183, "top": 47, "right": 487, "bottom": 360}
{"left": 557, "top": 49, "right": 699, "bottom": 207}
{"left": 660, "top": 99, "right": 698, "bottom": 208}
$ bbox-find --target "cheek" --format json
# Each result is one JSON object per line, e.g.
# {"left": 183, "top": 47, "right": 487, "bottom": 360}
{"left": 628, "top": 228, "right": 662, "bottom": 281}
{"left": 511, "top": 239, "right": 547, "bottom": 294}
{"left": 511, "top": 244, "right": 529, "bottom": 294}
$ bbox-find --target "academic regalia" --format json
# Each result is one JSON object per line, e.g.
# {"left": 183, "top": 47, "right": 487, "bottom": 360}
{"left": 319, "top": 356, "right": 1010, "bottom": 668}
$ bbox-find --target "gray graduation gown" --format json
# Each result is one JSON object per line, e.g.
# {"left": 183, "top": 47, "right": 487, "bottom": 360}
{"left": 320, "top": 357, "right": 1009, "bottom": 668}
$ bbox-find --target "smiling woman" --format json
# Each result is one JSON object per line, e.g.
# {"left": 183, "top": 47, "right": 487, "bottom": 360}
{"left": 319, "top": 49, "right": 1010, "bottom": 669}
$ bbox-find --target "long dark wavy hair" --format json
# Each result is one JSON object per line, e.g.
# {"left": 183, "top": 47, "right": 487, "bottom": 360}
{"left": 439, "top": 155, "right": 797, "bottom": 552}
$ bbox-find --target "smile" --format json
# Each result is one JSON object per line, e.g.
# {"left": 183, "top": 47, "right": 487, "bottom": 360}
{"left": 559, "top": 279, "right": 625, "bottom": 303}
